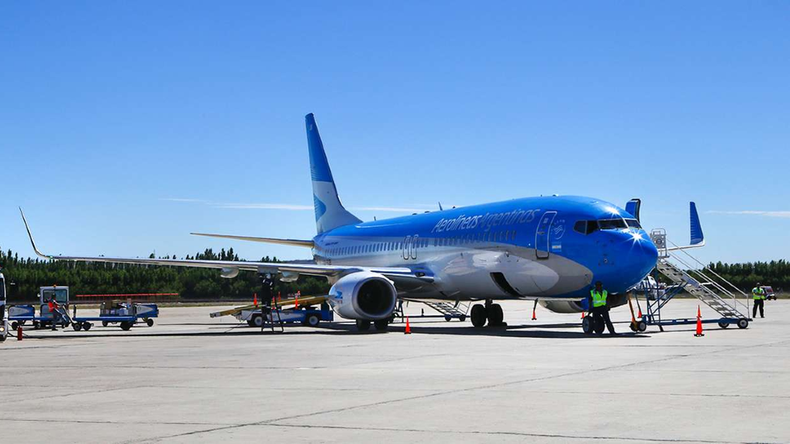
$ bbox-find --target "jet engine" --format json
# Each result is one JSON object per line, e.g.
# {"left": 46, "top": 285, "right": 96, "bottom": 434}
{"left": 328, "top": 272, "right": 397, "bottom": 320}
{"left": 539, "top": 294, "right": 628, "bottom": 313}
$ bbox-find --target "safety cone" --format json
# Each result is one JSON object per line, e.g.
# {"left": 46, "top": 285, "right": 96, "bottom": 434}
{"left": 694, "top": 305, "right": 704, "bottom": 337}
{"left": 253, "top": 293, "right": 258, "bottom": 307}
{"left": 638, "top": 308, "right": 643, "bottom": 319}
{"left": 581, "top": 312, "right": 585, "bottom": 319}
{"left": 404, "top": 316, "right": 411, "bottom": 334}
{"left": 531, "top": 308, "right": 537, "bottom": 321}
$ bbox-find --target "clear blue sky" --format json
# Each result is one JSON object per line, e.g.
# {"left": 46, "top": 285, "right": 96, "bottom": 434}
{"left": 1, "top": 1, "right": 788, "bottom": 265}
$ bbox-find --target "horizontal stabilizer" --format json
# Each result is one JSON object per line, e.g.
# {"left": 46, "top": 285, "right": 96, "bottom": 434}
{"left": 191, "top": 233, "right": 314, "bottom": 248}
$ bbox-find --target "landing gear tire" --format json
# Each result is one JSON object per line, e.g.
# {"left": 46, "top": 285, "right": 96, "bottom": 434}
{"left": 593, "top": 317, "right": 605, "bottom": 335}
{"left": 305, "top": 314, "right": 321, "bottom": 327}
{"left": 356, "top": 319, "right": 371, "bottom": 332}
{"left": 486, "top": 304, "right": 504, "bottom": 326}
{"left": 738, "top": 319, "right": 749, "bottom": 329}
{"left": 374, "top": 319, "right": 389, "bottom": 331}
{"left": 582, "top": 316, "right": 594, "bottom": 335}
{"left": 718, "top": 321, "right": 730, "bottom": 329}
{"left": 470, "top": 304, "right": 487, "bottom": 328}
{"left": 251, "top": 314, "right": 264, "bottom": 328}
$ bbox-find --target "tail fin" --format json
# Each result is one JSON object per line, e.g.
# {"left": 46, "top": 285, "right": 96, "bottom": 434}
{"left": 305, "top": 113, "right": 361, "bottom": 234}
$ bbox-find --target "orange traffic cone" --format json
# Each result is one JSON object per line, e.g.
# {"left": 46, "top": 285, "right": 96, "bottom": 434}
{"left": 404, "top": 316, "right": 411, "bottom": 334}
{"left": 531, "top": 307, "right": 537, "bottom": 321}
{"left": 581, "top": 312, "right": 585, "bottom": 319}
{"left": 638, "top": 308, "right": 643, "bottom": 319}
{"left": 253, "top": 293, "right": 258, "bottom": 307}
{"left": 694, "top": 305, "right": 704, "bottom": 337}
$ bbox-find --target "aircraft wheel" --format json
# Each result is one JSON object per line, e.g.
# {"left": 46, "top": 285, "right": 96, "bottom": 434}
{"left": 593, "top": 317, "right": 605, "bottom": 334}
{"left": 582, "top": 316, "right": 594, "bottom": 334}
{"left": 637, "top": 320, "right": 648, "bottom": 332}
{"left": 251, "top": 314, "right": 264, "bottom": 328}
{"left": 738, "top": 319, "right": 749, "bottom": 329}
{"left": 356, "top": 319, "right": 371, "bottom": 332}
{"left": 470, "top": 304, "right": 487, "bottom": 328}
{"left": 73, "top": 322, "right": 82, "bottom": 331}
{"left": 146, "top": 318, "right": 154, "bottom": 327}
{"left": 487, "top": 304, "right": 504, "bottom": 326}
{"left": 305, "top": 314, "right": 321, "bottom": 327}
{"left": 373, "top": 319, "right": 389, "bottom": 331}
{"left": 84, "top": 322, "right": 92, "bottom": 331}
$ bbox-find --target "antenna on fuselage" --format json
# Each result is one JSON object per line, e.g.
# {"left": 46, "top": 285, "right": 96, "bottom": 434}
{"left": 438, "top": 202, "right": 444, "bottom": 211}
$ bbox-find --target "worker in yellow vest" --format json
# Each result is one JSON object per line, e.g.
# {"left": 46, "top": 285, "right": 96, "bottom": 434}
{"left": 590, "top": 281, "right": 616, "bottom": 335}
{"left": 752, "top": 283, "right": 766, "bottom": 319}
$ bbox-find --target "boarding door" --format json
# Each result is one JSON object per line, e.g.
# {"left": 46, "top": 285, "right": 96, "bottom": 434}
{"left": 535, "top": 211, "right": 557, "bottom": 259}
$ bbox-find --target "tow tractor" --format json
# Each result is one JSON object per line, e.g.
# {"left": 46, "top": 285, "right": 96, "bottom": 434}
{"left": 210, "top": 295, "right": 333, "bottom": 328}
{"left": 9, "top": 286, "right": 71, "bottom": 330}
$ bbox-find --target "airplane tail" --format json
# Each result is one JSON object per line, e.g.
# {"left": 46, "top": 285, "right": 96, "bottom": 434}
{"left": 305, "top": 113, "right": 361, "bottom": 234}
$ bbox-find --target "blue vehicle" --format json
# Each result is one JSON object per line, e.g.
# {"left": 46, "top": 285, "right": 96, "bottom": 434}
{"left": 71, "top": 302, "right": 159, "bottom": 331}
{"left": 19, "top": 114, "right": 707, "bottom": 334}
{"left": 9, "top": 286, "right": 72, "bottom": 330}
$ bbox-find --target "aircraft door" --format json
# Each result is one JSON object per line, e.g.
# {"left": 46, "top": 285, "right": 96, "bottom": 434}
{"left": 535, "top": 211, "right": 557, "bottom": 259}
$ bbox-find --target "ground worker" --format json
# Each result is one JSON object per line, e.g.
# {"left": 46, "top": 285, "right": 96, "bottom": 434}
{"left": 752, "top": 283, "right": 766, "bottom": 319}
{"left": 590, "top": 281, "right": 616, "bottom": 335}
{"left": 47, "top": 297, "right": 58, "bottom": 330}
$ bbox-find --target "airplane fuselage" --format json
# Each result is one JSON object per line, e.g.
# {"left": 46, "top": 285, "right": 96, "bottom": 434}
{"left": 313, "top": 195, "right": 659, "bottom": 302}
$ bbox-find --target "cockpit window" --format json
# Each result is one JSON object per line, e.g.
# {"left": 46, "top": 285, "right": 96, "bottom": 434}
{"left": 625, "top": 219, "right": 642, "bottom": 229}
{"left": 598, "top": 219, "right": 628, "bottom": 230}
{"left": 573, "top": 221, "right": 586, "bottom": 234}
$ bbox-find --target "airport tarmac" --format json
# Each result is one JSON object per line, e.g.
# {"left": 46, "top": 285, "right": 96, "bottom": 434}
{"left": 1, "top": 299, "right": 788, "bottom": 444}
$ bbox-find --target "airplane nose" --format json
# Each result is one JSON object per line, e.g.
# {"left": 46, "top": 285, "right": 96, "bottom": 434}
{"left": 594, "top": 230, "right": 659, "bottom": 292}
{"left": 628, "top": 231, "right": 659, "bottom": 279}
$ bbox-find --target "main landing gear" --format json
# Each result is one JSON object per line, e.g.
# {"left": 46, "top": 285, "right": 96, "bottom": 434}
{"left": 470, "top": 300, "right": 506, "bottom": 328}
{"left": 355, "top": 319, "right": 391, "bottom": 332}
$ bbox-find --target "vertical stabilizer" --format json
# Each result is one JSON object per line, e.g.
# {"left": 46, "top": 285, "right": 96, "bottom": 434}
{"left": 305, "top": 114, "right": 362, "bottom": 234}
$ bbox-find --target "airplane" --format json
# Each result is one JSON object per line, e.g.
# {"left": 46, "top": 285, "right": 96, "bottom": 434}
{"left": 20, "top": 113, "right": 704, "bottom": 333}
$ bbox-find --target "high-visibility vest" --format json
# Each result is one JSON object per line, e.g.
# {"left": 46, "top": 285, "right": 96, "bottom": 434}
{"left": 591, "top": 290, "right": 608, "bottom": 308}
{"left": 752, "top": 287, "right": 766, "bottom": 300}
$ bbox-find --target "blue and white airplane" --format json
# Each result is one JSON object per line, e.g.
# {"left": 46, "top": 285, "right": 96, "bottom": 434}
{"left": 21, "top": 113, "right": 704, "bottom": 332}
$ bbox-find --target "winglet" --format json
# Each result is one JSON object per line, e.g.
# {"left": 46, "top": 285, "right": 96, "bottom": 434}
{"left": 19, "top": 208, "right": 51, "bottom": 259}
{"left": 689, "top": 202, "right": 704, "bottom": 246}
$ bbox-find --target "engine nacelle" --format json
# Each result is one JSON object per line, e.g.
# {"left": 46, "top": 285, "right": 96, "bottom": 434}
{"left": 220, "top": 267, "right": 239, "bottom": 279}
{"left": 539, "top": 294, "right": 628, "bottom": 313}
{"left": 328, "top": 272, "right": 397, "bottom": 321}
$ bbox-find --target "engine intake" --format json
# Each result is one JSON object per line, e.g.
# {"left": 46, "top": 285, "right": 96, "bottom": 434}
{"left": 328, "top": 272, "right": 397, "bottom": 320}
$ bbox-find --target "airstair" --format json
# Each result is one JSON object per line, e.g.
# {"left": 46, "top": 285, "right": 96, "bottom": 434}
{"left": 640, "top": 230, "right": 751, "bottom": 330}
{"left": 420, "top": 301, "right": 470, "bottom": 322}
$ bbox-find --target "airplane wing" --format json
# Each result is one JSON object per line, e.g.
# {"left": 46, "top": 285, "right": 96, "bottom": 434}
{"left": 20, "top": 209, "right": 433, "bottom": 285}
{"left": 190, "top": 232, "right": 314, "bottom": 248}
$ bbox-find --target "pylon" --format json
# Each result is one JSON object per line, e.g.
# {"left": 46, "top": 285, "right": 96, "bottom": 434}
{"left": 694, "top": 304, "right": 704, "bottom": 337}
{"left": 638, "top": 308, "right": 643, "bottom": 319}
{"left": 581, "top": 312, "right": 585, "bottom": 319}
{"left": 253, "top": 293, "right": 258, "bottom": 307}
{"left": 404, "top": 316, "right": 411, "bottom": 334}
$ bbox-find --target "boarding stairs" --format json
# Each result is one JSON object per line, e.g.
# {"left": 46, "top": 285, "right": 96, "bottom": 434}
{"left": 643, "top": 230, "right": 750, "bottom": 329}
{"left": 421, "top": 301, "right": 470, "bottom": 321}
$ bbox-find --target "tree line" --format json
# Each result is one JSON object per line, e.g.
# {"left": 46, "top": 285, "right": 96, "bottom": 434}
{"left": 0, "top": 247, "right": 330, "bottom": 303}
{"left": 708, "top": 260, "right": 788, "bottom": 292}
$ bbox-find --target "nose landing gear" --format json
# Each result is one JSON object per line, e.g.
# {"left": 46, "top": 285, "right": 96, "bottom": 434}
{"left": 470, "top": 300, "right": 506, "bottom": 328}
